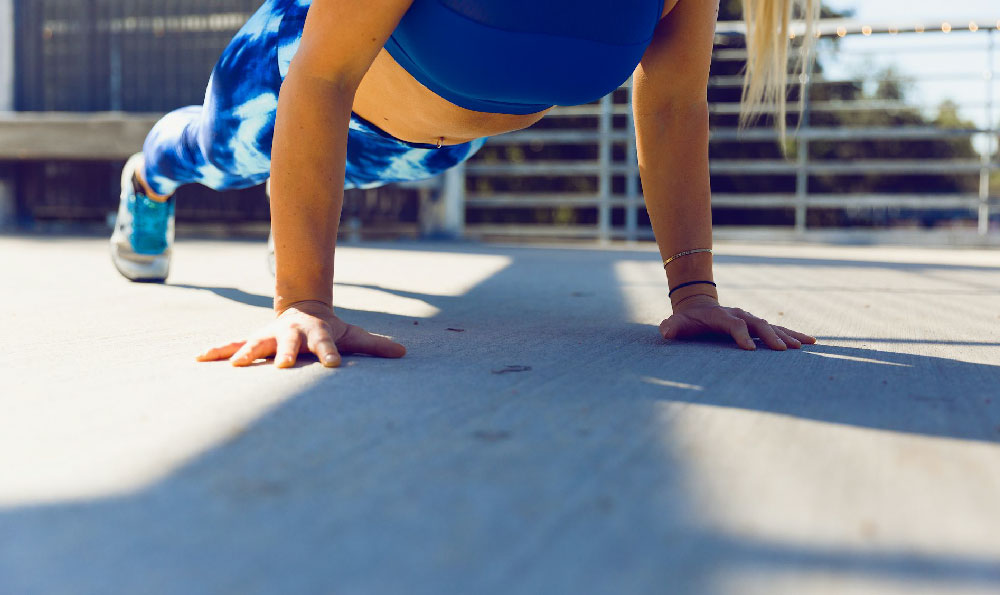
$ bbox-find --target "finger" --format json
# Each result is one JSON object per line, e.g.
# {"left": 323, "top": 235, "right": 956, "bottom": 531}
{"left": 660, "top": 314, "right": 704, "bottom": 339}
{"left": 775, "top": 326, "right": 817, "bottom": 345}
{"left": 774, "top": 327, "right": 802, "bottom": 349}
{"left": 274, "top": 329, "right": 303, "bottom": 368}
{"left": 196, "top": 341, "right": 245, "bottom": 362}
{"left": 230, "top": 337, "right": 277, "bottom": 367}
{"left": 753, "top": 320, "right": 787, "bottom": 351}
{"left": 661, "top": 313, "right": 719, "bottom": 341}
{"left": 306, "top": 327, "right": 342, "bottom": 368}
{"left": 719, "top": 313, "right": 756, "bottom": 351}
{"left": 733, "top": 311, "right": 786, "bottom": 351}
{"left": 339, "top": 325, "right": 407, "bottom": 359}
{"left": 659, "top": 318, "right": 678, "bottom": 340}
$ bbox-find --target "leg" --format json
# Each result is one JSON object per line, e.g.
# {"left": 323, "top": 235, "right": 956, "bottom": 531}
{"left": 111, "top": 0, "right": 291, "bottom": 281}
{"left": 141, "top": 0, "right": 289, "bottom": 196}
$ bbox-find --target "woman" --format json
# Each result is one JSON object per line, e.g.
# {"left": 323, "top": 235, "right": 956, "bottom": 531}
{"left": 110, "top": 0, "right": 817, "bottom": 368}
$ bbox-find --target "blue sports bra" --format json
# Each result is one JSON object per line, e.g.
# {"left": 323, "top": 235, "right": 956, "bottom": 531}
{"left": 384, "top": 0, "right": 666, "bottom": 115}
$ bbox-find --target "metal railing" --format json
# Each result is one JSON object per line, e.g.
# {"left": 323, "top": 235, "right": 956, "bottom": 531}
{"left": 3, "top": 11, "right": 998, "bottom": 240}
{"left": 449, "top": 19, "right": 1000, "bottom": 242}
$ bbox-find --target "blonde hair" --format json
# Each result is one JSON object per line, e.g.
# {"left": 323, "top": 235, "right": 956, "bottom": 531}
{"left": 740, "top": 0, "right": 820, "bottom": 141}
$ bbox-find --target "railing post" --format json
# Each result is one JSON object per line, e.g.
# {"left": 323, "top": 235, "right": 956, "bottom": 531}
{"left": 980, "top": 28, "right": 995, "bottom": 236}
{"left": 794, "top": 49, "right": 815, "bottom": 235}
{"left": 441, "top": 161, "right": 466, "bottom": 239}
{"left": 598, "top": 93, "right": 612, "bottom": 243}
{"left": 624, "top": 78, "right": 639, "bottom": 243}
{"left": 108, "top": 2, "right": 123, "bottom": 112}
{"left": 0, "top": 0, "right": 15, "bottom": 229}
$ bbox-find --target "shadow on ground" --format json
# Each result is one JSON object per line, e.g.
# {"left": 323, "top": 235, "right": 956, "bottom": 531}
{"left": 3, "top": 243, "right": 999, "bottom": 594}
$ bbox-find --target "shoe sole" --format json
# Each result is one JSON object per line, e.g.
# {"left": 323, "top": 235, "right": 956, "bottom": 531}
{"left": 110, "top": 244, "right": 170, "bottom": 282}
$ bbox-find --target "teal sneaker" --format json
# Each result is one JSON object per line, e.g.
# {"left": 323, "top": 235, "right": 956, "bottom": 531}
{"left": 110, "top": 153, "right": 175, "bottom": 282}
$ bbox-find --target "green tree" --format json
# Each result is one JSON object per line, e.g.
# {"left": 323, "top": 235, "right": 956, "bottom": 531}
{"left": 710, "top": 4, "right": 982, "bottom": 227}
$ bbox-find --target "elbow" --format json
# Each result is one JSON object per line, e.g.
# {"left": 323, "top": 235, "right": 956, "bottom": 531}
{"left": 632, "top": 79, "right": 709, "bottom": 120}
{"left": 285, "top": 61, "right": 361, "bottom": 98}
{"left": 634, "top": 98, "right": 709, "bottom": 127}
{"left": 283, "top": 41, "right": 367, "bottom": 97}
{"left": 632, "top": 70, "right": 709, "bottom": 119}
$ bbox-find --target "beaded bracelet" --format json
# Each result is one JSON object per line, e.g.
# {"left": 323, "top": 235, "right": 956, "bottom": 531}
{"left": 662, "top": 248, "right": 712, "bottom": 269}
{"left": 668, "top": 280, "right": 717, "bottom": 298}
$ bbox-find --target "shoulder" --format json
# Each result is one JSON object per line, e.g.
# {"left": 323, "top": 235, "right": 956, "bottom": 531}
{"left": 293, "top": 0, "right": 415, "bottom": 86}
{"left": 634, "top": 0, "right": 720, "bottom": 109}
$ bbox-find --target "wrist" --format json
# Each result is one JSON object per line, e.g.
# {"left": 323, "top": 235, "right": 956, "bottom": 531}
{"left": 670, "top": 290, "right": 719, "bottom": 312}
{"left": 663, "top": 250, "right": 713, "bottom": 283}
{"left": 273, "top": 296, "right": 333, "bottom": 317}
{"left": 274, "top": 278, "right": 333, "bottom": 316}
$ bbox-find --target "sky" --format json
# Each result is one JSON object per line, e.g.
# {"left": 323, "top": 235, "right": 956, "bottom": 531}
{"left": 815, "top": 0, "right": 999, "bottom": 130}
{"left": 824, "top": 0, "right": 999, "bottom": 24}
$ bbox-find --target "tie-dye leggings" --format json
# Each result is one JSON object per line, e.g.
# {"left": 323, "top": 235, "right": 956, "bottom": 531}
{"left": 141, "top": 0, "right": 486, "bottom": 197}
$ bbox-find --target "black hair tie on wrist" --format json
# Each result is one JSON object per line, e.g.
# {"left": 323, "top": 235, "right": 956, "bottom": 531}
{"left": 668, "top": 280, "right": 717, "bottom": 298}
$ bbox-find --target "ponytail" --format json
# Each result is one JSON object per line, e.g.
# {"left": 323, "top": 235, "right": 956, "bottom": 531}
{"left": 739, "top": 0, "right": 819, "bottom": 141}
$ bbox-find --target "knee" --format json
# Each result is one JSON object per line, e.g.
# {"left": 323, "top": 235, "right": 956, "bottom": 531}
{"left": 198, "top": 92, "right": 277, "bottom": 177}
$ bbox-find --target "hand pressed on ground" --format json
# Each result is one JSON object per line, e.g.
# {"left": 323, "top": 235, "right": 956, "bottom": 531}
{"left": 196, "top": 300, "right": 406, "bottom": 368}
{"left": 659, "top": 295, "right": 816, "bottom": 351}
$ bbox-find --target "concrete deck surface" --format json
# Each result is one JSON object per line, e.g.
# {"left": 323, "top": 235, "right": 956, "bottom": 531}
{"left": 1, "top": 234, "right": 999, "bottom": 595}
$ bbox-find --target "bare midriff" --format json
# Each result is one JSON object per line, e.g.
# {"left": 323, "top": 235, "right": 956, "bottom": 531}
{"left": 351, "top": 0, "right": 678, "bottom": 146}
{"left": 352, "top": 49, "right": 551, "bottom": 146}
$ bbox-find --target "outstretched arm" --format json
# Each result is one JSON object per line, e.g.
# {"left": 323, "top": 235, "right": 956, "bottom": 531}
{"left": 198, "top": 0, "right": 414, "bottom": 367}
{"left": 632, "top": 0, "right": 814, "bottom": 350}
{"left": 269, "top": 0, "right": 413, "bottom": 314}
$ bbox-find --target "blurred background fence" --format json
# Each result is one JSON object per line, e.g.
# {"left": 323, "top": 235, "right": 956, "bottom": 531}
{"left": 0, "top": 0, "right": 998, "bottom": 242}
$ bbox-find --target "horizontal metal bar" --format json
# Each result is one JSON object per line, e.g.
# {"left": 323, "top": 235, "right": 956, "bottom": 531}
{"left": 465, "top": 227, "right": 1000, "bottom": 245}
{"left": 716, "top": 43, "right": 1000, "bottom": 60}
{"left": 545, "top": 105, "right": 631, "bottom": 117}
{"left": 466, "top": 193, "right": 993, "bottom": 211}
{"left": 466, "top": 162, "right": 631, "bottom": 176}
{"left": 42, "top": 13, "right": 252, "bottom": 35}
{"left": 709, "top": 73, "right": 997, "bottom": 88}
{"left": 546, "top": 100, "right": 992, "bottom": 118}
{"left": 464, "top": 224, "right": 607, "bottom": 239}
{"left": 466, "top": 224, "right": 1000, "bottom": 247}
{"left": 488, "top": 127, "right": 995, "bottom": 145}
{"left": 467, "top": 194, "right": 629, "bottom": 208}
{"left": 712, "top": 48, "right": 752, "bottom": 61}
{"left": 708, "top": 160, "right": 998, "bottom": 175}
{"left": 806, "top": 196, "right": 985, "bottom": 209}
{"left": 715, "top": 18, "right": 1000, "bottom": 37}
{"left": 488, "top": 130, "right": 633, "bottom": 144}
{"left": 709, "top": 127, "right": 995, "bottom": 141}
{"left": 710, "top": 99, "right": 938, "bottom": 115}
{"left": 549, "top": 98, "right": 995, "bottom": 118}
{"left": 804, "top": 160, "right": 999, "bottom": 174}
{"left": 464, "top": 224, "right": 1000, "bottom": 245}
{"left": 466, "top": 159, "right": 997, "bottom": 177}
{"left": 711, "top": 193, "right": 988, "bottom": 209}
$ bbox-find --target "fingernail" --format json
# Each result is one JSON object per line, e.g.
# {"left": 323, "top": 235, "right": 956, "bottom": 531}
{"left": 324, "top": 354, "right": 337, "bottom": 364}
